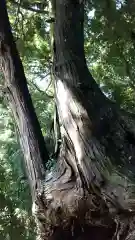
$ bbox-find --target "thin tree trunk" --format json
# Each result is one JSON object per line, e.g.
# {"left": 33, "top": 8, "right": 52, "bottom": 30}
{"left": 0, "top": 0, "right": 49, "bottom": 195}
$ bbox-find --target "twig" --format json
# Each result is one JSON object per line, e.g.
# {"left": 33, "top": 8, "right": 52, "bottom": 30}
{"left": 28, "top": 81, "right": 53, "bottom": 99}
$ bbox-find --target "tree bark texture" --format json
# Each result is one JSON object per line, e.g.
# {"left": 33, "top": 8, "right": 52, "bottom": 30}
{"left": 1, "top": 0, "right": 135, "bottom": 239}
{"left": 0, "top": 0, "right": 49, "bottom": 196}
{"left": 41, "top": 0, "right": 135, "bottom": 239}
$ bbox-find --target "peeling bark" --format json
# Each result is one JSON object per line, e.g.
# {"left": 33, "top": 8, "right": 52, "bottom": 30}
{"left": 37, "top": 0, "right": 135, "bottom": 239}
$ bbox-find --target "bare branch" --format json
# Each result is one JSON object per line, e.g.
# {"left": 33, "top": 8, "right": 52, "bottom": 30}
{"left": 29, "top": 81, "right": 53, "bottom": 99}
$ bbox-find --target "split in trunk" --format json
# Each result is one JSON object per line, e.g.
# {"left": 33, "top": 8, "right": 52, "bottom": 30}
{"left": 1, "top": 0, "right": 135, "bottom": 239}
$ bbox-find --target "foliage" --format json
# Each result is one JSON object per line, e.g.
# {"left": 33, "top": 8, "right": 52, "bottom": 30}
{"left": 0, "top": 104, "right": 35, "bottom": 239}
{"left": 85, "top": 0, "right": 135, "bottom": 112}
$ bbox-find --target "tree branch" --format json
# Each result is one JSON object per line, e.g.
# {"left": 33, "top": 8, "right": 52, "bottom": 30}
{"left": 29, "top": 80, "right": 53, "bottom": 99}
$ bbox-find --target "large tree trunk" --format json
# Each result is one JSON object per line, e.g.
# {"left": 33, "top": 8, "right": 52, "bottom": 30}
{"left": 41, "top": 1, "right": 135, "bottom": 239}
{"left": 1, "top": 0, "right": 135, "bottom": 239}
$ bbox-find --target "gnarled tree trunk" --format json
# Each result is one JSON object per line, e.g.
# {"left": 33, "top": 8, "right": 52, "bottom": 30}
{"left": 1, "top": 0, "right": 135, "bottom": 239}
